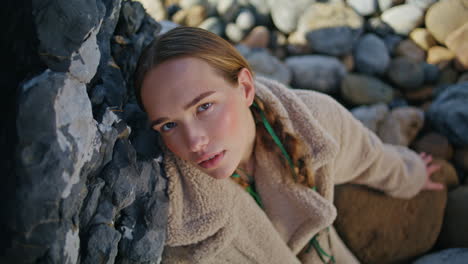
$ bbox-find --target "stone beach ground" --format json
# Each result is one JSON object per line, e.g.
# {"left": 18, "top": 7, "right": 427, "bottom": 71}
{"left": 1, "top": 0, "right": 468, "bottom": 263}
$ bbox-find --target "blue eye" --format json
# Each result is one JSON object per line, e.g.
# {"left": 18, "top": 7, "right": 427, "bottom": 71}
{"left": 197, "top": 103, "right": 212, "bottom": 112}
{"left": 161, "top": 122, "right": 177, "bottom": 132}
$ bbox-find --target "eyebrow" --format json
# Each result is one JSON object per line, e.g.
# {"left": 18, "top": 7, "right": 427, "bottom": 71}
{"left": 149, "top": 91, "right": 216, "bottom": 128}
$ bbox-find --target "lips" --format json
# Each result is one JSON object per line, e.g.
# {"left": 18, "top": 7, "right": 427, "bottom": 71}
{"left": 197, "top": 151, "right": 223, "bottom": 164}
{"left": 197, "top": 150, "right": 225, "bottom": 169}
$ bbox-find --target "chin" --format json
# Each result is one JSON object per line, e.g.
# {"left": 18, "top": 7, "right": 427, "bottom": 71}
{"left": 207, "top": 171, "right": 231, "bottom": 180}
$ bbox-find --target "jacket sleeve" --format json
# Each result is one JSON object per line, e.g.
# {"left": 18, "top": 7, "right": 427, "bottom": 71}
{"left": 295, "top": 90, "right": 427, "bottom": 199}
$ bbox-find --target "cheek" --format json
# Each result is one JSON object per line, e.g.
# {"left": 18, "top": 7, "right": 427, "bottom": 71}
{"left": 211, "top": 100, "right": 243, "bottom": 141}
{"left": 162, "top": 135, "right": 185, "bottom": 158}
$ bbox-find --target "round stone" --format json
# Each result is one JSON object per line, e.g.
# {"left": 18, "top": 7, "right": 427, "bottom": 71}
{"left": 354, "top": 33, "right": 390, "bottom": 75}
{"left": 387, "top": 57, "right": 425, "bottom": 91}
{"left": 381, "top": 4, "right": 424, "bottom": 35}
{"left": 285, "top": 55, "right": 347, "bottom": 93}
{"left": 341, "top": 74, "right": 395, "bottom": 105}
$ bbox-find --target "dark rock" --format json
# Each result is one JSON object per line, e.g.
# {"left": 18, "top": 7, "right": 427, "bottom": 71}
{"left": 112, "top": 15, "right": 161, "bottom": 97}
{"left": 413, "top": 248, "right": 468, "bottom": 264}
{"left": 387, "top": 57, "right": 425, "bottom": 91}
{"left": 32, "top": 0, "right": 105, "bottom": 71}
{"left": 422, "top": 62, "right": 440, "bottom": 84}
{"left": 341, "top": 73, "right": 395, "bottom": 105}
{"left": 412, "top": 132, "right": 454, "bottom": 160}
{"left": 454, "top": 147, "right": 468, "bottom": 174}
{"left": 365, "top": 17, "right": 394, "bottom": 37}
{"left": 383, "top": 34, "right": 403, "bottom": 55}
{"left": 285, "top": 55, "right": 347, "bottom": 93}
{"left": 306, "top": 26, "right": 362, "bottom": 56}
{"left": 427, "top": 82, "right": 468, "bottom": 147}
{"left": 95, "top": 0, "right": 123, "bottom": 79}
{"left": 167, "top": 4, "right": 182, "bottom": 19}
{"left": 388, "top": 98, "right": 409, "bottom": 109}
{"left": 354, "top": 33, "right": 390, "bottom": 75}
{"left": 437, "top": 186, "right": 468, "bottom": 248}
{"left": 117, "top": 1, "right": 146, "bottom": 36}
{"left": 15, "top": 70, "right": 100, "bottom": 263}
{"left": 101, "top": 139, "right": 138, "bottom": 210}
{"left": 83, "top": 224, "right": 121, "bottom": 264}
{"left": 80, "top": 178, "right": 106, "bottom": 229}
{"left": 116, "top": 158, "right": 168, "bottom": 262}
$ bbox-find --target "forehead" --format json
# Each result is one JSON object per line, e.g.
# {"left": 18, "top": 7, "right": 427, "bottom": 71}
{"left": 140, "top": 57, "right": 232, "bottom": 116}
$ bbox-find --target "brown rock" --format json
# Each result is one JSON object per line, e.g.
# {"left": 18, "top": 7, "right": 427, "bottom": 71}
{"left": 377, "top": 107, "right": 424, "bottom": 146}
{"left": 410, "top": 28, "right": 437, "bottom": 51}
{"left": 437, "top": 186, "right": 468, "bottom": 248}
{"left": 340, "top": 54, "right": 354, "bottom": 72}
{"left": 429, "top": 159, "right": 459, "bottom": 190}
{"left": 412, "top": 132, "right": 454, "bottom": 160}
{"left": 404, "top": 85, "right": 433, "bottom": 102}
{"left": 334, "top": 183, "right": 447, "bottom": 264}
{"left": 427, "top": 46, "right": 455, "bottom": 66}
{"left": 241, "top": 26, "right": 270, "bottom": 49}
{"left": 425, "top": 0, "right": 468, "bottom": 44}
{"left": 185, "top": 5, "right": 207, "bottom": 27}
{"left": 395, "top": 39, "right": 426, "bottom": 63}
{"left": 446, "top": 22, "right": 468, "bottom": 70}
{"left": 172, "top": 9, "right": 188, "bottom": 25}
{"left": 454, "top": 147, "right": 468, "bottom": 174}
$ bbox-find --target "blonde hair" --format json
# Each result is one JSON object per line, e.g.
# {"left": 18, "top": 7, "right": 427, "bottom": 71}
{"left": 134, "top": 26, "right": 315, "bottom": 187}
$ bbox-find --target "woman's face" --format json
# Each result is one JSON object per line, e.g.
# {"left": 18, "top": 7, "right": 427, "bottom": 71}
{"left": 140, "top": 57, "right": 256, "bottom": 179}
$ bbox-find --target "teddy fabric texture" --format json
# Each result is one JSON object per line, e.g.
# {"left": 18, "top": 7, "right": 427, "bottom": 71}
{"left": 161, "top": 76, "right": 427, "bottom": 263}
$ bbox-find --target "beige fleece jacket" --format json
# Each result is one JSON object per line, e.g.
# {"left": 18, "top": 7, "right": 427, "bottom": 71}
{"left": 161, "top": 76, "right": 427, "bottom": 263}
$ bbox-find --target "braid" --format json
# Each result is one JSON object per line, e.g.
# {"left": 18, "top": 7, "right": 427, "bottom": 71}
{"left": 251, "top": 96, "right": 315, "bottom": 188}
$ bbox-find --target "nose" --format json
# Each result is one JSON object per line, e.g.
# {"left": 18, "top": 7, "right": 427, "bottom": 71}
{"left": 185, "top": 123, "right": 209, "bottom": 153}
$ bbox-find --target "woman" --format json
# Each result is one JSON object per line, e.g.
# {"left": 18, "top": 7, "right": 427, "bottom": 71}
{"left": 134, "top": 27, "right": 443, "bottom": 263}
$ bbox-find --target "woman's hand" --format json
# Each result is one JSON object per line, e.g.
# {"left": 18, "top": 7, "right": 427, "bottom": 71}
{"left": 419, "top": 152, "right": 445, "bottom": 191}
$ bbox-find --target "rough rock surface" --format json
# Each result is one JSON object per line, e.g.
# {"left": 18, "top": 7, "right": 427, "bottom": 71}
{"left": 6, "top": 1, "right": 169, "bottom": 263}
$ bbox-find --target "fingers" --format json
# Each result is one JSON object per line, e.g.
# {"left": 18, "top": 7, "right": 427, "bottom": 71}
{"left": 424, "top": 180, "right": 445, "bottom": 191}
{"left": 427, "top": 163, "right": 441, "bottom": 175}
{"left": 419, "top": 152, "right": 433, "bottom": 164}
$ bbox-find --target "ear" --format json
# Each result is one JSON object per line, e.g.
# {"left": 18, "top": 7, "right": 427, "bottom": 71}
{"left": 237, "top": 68, "right": 255, "bottom": 106}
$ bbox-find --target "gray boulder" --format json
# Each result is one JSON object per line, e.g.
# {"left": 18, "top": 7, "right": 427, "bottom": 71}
{"left": 354, "top": 33, "right": 390, "bottom": 75}
{"left": 237, "top": 45, "right": 292, "bottom": 85}
{"left": 387, "top": 57, "right": 425, "bottom": 91}
{"left": 427, "top": 82, "right": 468, "bottom": 147}
{"left": 285, "top": 55, "right": 347, "bottom": 93}
{"left": 413, "top": 248, "right": 468, "bottom": 264}
{"left": 341, "top": 73, "right": 395, "bottom": 105}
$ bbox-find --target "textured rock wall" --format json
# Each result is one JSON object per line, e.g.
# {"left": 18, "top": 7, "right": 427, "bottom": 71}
{"left": 2, "top": 0, "right": 168, "bottom": 263}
